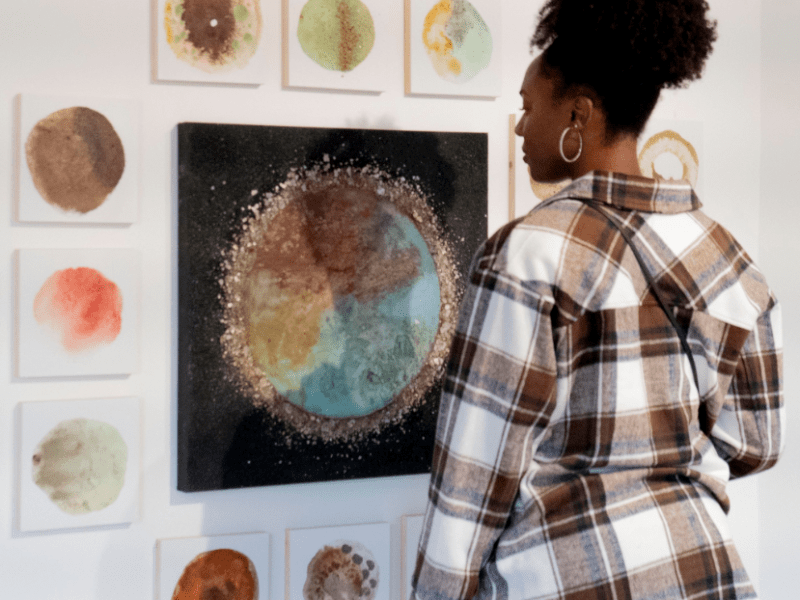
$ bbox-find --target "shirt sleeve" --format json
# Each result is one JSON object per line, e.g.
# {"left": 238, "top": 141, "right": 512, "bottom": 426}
{"left": 711, "top": 298, "right": 784, "bottom": 478}
{"left": 410, "top": 230, "right": 559, "bottom": 600}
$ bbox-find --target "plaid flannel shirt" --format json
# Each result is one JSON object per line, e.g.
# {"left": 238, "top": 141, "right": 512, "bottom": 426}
{"left": 412, "top": 172, "right": 783, "bottom": 600}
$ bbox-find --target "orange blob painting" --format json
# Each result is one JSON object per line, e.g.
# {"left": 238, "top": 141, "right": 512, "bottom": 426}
{"left": 33, "top": 267, "right": 123, "bottom": 354}
{"left": 172, "top": 548, "right": 258, "bottom": 600}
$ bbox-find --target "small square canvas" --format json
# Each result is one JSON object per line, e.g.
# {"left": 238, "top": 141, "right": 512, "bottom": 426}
{"left": 283, "top": 0, "right": 392, "bottom": 92}
{"left": 406, "top": 0, "right": 501, "bottom": 97}
{"left": 286, "top": 522, "right": 390, "bottom": 600}
{"left": 402, "top": 514, "right": 424, "bottom": 599}
{"left": 158, "top": 532, "right": 270, "bottom": 600}
{"left": 17, "top": 249, "right": 139, "bottom": 378}
{"left": 18, "top": 94, "right": 139, "bottom": 224}
{"left": 157, "top": 0, "right": 269, "bottom": 84}
{"left": 18, "top": 396, "right": 141, "bottom": 532}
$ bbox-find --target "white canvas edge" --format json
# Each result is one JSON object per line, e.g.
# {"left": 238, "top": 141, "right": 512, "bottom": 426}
{"left": 402, "top": 514, "right": 424, "bottom": 600}
{"left": 407, "top": 0, "right": 502, "bottom": 97}
{"left": 156, "top": 0, "right": 269, "bottom": 85}
{"left": 286, "top": 522, "right": 391, "bottom": 600}
{"left": 285, "top": 0, "right": 391, "bottom": 92}
{"left": 17, "top": 249, "right": 140, "bottom": 378}
{"left": 157, "top": 532, "right": 271, "bottom": 600}
{"left": 18, "top": 93, "right": 140, "bottom": 224}
{"left": 17, "top": 396, "right": 141, "bottom": 533}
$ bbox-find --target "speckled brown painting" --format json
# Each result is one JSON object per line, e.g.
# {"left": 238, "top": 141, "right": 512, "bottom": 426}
{"left": 177, "top": 123, "right": 487, "bottom": 490}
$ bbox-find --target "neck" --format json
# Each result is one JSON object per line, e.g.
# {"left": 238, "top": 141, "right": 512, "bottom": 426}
{"left": 570, "top": 133, "right": 643, "bottom": 180}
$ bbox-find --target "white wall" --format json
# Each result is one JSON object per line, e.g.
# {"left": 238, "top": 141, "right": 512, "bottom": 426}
{"left": 0, "top": 1, "right": 775, "bottom": 599}
{"left": 758, "top": 2, "right": 800, "bottom": 599}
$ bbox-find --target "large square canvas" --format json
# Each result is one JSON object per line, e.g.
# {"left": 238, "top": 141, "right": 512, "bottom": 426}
{"left": 158, "top": 532, "right": 270, "bottom": 600}
{"left": 17, "top": 249, "right": 139, "bottom": 378}
{"left": 177, "top": 122, "right": 487, "bottom": 490}
{"left": 157, "top": 0, "right": 268, "bottom": 84}
{"left": 17, "top": 396, "right": 141, "bottom": 532}
{"left": 18, "top": 94, "right": 139, "bottom": 224}
{"left": 405, "top": 0, "right": 501, "bottom": 97}
{"left": 286, "top": 522, "right": 390, "bottom": 600}
{"left": 283, "top": 0, "right": 392, "bottom": 92}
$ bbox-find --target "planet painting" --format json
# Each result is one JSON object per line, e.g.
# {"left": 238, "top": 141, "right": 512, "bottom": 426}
{"left": 178, "top": 123, "right": 487, "bottom": 490}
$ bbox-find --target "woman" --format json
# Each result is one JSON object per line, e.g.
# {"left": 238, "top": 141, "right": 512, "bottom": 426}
{"left": 411, "top": 1, "right": 783, "bottom": 599}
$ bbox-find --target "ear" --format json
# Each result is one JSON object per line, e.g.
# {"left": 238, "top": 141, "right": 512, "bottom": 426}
{"left": 571, "top": 95, "right": 595, "bottom": 129}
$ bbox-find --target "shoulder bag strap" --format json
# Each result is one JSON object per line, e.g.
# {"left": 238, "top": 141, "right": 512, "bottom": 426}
{"left": 567, "top": 198, "right": 700, "bottom": 391}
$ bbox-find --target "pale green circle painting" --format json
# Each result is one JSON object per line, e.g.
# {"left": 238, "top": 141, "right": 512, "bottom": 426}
{"left": 423, "top": 0, "right": 492, "bottom": 83}
{"left": 297, "top": 0, "right": 376, "bottom": 72}
{"left": 32, "top": 418, "right": 128, "bottom": 515}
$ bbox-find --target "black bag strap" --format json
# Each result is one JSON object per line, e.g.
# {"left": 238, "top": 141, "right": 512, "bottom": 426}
{"left": 567, "top": 198, "right": 700, "bottom": 391}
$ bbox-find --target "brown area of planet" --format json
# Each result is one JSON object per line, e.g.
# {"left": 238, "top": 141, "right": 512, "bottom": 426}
{"left": 25, "top": 106, "right": 125, "bottom": 214}
{"left": 219, "top": 163, "right": 460, "bottom": 443}
{"left": 172, "top": 548, "right": 258, "bottom": 600}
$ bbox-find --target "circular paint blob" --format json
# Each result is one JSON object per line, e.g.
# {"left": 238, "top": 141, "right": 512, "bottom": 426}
{"left": 638, "top": 130, "right": 700, "bottom": 186}
{"left": 32, "top": 418, "right": 128, "bottom": 515}
{"left": 164, "top": 0, "right": 262, "bottom": 72}
{"left": 33, "top": 267, "right": 123, "bottom": 354}
{"left": 304, "top": 540, "right": 379, "bottom": 600}
{"left": 172, "top": 548, "right": 258, "bottom": 600}
{"left": 240, "top": 183, "right": 439, "bottom": 418}
{"left": 220, "top": 165, "right": 460, "bottom": 442}
{"left": 25, "top": 106, "right": 125, "bottom": 214}
{"left": 297, "top": 0, "right": 375, "bottom": 72}
{"left": 422, "top": 0, "right": 492, "bottom": 83}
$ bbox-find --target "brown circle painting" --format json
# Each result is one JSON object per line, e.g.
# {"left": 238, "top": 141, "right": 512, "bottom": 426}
{"left": 25, "top": 106, "right": 125, "bottom": 214}
{"left": 172, "top": 549, "right": 258, "bottom": 600}
{"left": 164, "top": 0, "right": 262, "bottom": 72}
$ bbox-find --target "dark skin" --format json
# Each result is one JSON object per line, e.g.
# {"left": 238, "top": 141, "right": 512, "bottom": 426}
{"left": 515, "top": 56, "right": 643, "bottom": 183}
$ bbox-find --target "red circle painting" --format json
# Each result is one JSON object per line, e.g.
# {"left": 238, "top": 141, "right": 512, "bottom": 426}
{"left": 33, "top": 267, "right": 123, "bottom": 354}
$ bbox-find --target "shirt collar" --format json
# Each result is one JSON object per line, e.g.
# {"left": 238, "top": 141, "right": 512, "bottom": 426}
{"left": 547, "top": 171, "right": 702, "bottom": 214}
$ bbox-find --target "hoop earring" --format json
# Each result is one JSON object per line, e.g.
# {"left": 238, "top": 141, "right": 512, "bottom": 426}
{"left": 559, "top": 125, "right": 583, "bottom": 163}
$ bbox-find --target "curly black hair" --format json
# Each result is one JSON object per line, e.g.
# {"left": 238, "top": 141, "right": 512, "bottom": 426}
{"left": 531, "top": 0, "right": 717, "bottom": 138}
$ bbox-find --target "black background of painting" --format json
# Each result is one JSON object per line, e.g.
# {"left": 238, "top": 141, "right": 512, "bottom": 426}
{"left": 177, "top": 122, "right": 488, "bottom": 491}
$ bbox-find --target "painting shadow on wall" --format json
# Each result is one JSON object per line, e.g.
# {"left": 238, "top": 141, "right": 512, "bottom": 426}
{"left": 177, "top": 122, "right": 487, "bottom": 491}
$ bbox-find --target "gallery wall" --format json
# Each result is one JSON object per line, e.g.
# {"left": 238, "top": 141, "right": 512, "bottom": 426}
{"left": 0, "top": 1, "right": 785, "bottom": 599}
{"left": 757, "top": 2, "right": 800, "bottom": 599}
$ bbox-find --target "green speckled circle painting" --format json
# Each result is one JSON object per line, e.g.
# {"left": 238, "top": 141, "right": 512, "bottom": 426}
{"left": 297, "top": 0, "right": 375, "bottom": 72}
{"left": 178, "top": 123, "right": 487, "bottom": 490}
